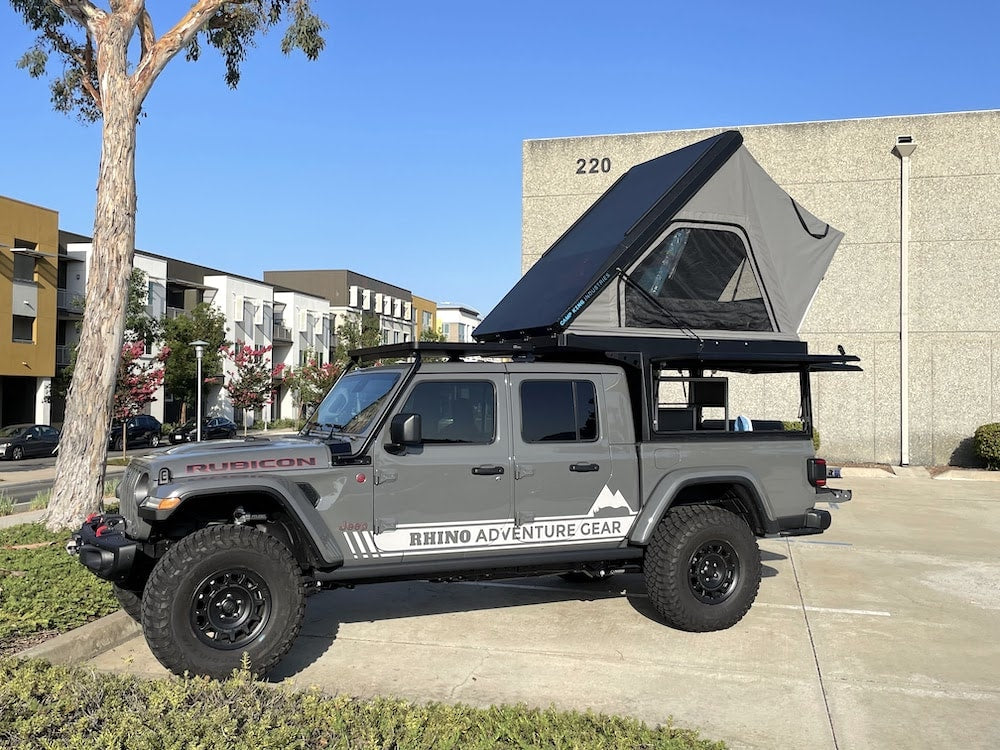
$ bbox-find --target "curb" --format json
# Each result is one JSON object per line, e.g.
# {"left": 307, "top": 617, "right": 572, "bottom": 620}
{"left": 19, "top": 610, "right": 140, "bottom": 664}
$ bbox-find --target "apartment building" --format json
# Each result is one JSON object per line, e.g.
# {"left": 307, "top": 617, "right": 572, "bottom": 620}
{"left": 0, "top": 197, "right": 58, "bottom": 427}
{"left": 263, "top": 270, "right": 414, "bottom": 347}
{"left": 436, "top": 303, "right": 481, "bottom": 343}
{"left": 411, "top": 294, "right": 438, "bottom": 338}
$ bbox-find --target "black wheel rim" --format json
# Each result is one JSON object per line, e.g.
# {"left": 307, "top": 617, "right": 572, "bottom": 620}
{"left": 190, "top": 568, "right": 271, "bottom": 650}
{"left": 688, "top": 539, "right": 740, "bottom": 604}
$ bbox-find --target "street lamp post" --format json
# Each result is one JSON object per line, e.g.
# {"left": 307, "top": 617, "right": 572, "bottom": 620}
{"left": 189, "top": 340, "right": 209, "bottom": 442}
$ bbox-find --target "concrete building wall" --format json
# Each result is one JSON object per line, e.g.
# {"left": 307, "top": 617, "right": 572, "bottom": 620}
{"left": 522, "top": 110, "right": 1000, "bottom": 466}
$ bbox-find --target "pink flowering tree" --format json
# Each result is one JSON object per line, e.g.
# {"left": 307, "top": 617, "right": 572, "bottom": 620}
{"left": 281, "top": 352, "right": 341, "bottom": 421}
{"left": 222, "top": 344, "right": 281, "bottom": 435}
{"left": 112, "top": 341, "right": 169, "bottom": 457}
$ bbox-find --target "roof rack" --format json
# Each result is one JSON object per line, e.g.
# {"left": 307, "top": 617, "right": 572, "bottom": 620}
{"left": 349, "top": 334, "right": 861, "bottom": 374}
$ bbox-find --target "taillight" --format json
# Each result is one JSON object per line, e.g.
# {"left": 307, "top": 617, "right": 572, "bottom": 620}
{"left": 807, "top": 458, "right": 827, "bottom": 487}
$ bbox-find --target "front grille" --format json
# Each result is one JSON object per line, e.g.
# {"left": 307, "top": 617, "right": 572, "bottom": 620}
{"left": 118, "top": 465, "right": 153, "bottom": 540}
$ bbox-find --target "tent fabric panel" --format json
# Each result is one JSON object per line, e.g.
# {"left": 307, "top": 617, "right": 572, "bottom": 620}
{"left": 671, "top": 147, "right": 843, "bottom": 333}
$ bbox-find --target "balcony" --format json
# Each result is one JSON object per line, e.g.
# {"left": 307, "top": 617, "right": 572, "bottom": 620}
{"left": 56, "top": 345, "right": 73, "bottom": 367}
{"left": 57, "top": 289, "right": 85, "bottom": 314}
{"left": 273, "top": 323, "right": 293, "bottom": 343}
{"left": 165, "top": 306, "right": 185, "bottom": 320}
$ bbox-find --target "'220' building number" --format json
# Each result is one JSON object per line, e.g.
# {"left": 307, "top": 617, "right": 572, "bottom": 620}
{"left": 576, "top": 157, "right": 612, "bottom": 174}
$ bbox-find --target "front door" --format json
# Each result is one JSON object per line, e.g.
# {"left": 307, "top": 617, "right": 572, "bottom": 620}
{"left": 372, "top": 370, "right": 514, "bottom": 559}
{"left": 510, "top": 372, "right": 634, "bottom": 549}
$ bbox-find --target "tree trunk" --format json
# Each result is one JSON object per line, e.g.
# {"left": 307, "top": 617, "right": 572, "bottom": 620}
{"left": 45, "top": 17, "right": 139, "bottom": 531}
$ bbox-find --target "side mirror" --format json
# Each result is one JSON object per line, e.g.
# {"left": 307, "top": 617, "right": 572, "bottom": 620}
{"left": 388, "top": 413, "right": 422, "bottom": 450}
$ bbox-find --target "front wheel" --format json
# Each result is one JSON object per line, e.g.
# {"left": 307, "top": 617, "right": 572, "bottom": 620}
{"left": 11, "top": 446, "right": 23, "bottom": 461}
{"left": 643, "top": 505, "right": 761, "bottom": 632}
{"left": 141, "top": 525, "right": 305, "bottom": 679}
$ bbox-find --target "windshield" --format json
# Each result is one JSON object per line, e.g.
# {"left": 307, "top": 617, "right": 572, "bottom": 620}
{"left": 0, "top": 425, "right": 27, "bottom": 438}
{"left": 305, "top": 368, "right": 403, "bottom": 436}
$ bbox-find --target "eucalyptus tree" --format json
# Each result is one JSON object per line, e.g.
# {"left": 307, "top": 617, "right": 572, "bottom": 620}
{"left": 10, "top": 0, "right": 326, "bottom": 529}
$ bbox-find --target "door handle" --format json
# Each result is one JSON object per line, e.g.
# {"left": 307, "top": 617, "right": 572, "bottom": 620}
{"left": 472, "top": 465, "right": 505, "bottom": 476}
{"left": 569, "top": 462, "right": 600, "bottom": 472}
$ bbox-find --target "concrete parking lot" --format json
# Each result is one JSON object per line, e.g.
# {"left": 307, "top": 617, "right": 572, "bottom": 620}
{"left": 86, "top": 475, "right": 1000, "bottom": 749}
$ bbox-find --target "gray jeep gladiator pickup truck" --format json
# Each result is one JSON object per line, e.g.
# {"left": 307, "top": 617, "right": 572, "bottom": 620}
{"left": 70, "top": 336, "right": 855, "bottom": 679}
{"left": 69, "top": 129, "right": 859, "bottom": 678}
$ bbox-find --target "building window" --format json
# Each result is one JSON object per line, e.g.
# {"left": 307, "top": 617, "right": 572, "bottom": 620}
{"left": 520, "top": 380, "right": 599, "bottom": 443}
{"left": 13, "top": 254, "right": 36, "bottom": 283}
{"left": 421, "top": 311, "right": 432, "bottom": 330}
{"left": 441, "top": 323, "right": 451, "bottom": 338}
{"left": 12, "top": 315, "right": 34, "bottom": 343}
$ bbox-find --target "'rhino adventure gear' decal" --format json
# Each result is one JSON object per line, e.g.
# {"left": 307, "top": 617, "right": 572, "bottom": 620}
{"left": 343, "top": 485, "right": 636, "bottom": 559}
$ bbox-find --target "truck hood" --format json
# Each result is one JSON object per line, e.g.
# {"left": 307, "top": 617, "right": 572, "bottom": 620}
{"left": 144, "top": 435, "right": 333, "bottom": 479}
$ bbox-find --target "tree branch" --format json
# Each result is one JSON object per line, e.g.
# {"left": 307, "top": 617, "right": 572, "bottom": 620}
{"left": 138, "top": 8, "right": 155, "bottom": 59}
{"left": 48, "top": 0, "right": 106, "bottom": 36}
{"left": 131, "top": 0, "right": 229, "bottom": 103}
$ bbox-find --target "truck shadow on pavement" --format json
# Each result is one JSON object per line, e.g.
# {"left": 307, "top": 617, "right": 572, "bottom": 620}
{"left": 270, "top": 549, "right": 787, "bottom": 681}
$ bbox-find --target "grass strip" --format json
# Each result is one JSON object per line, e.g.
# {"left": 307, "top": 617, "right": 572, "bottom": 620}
{"left": 0, "top": 523, "right": 117, "bottom": 642}
{"left": 0, "top": 658, "right": 725, "bottom": 749}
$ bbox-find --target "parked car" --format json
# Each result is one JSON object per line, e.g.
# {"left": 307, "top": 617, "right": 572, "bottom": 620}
{"left": 168, "top": 416, "right": 238, "bottom": 444}
{"left": 109, "top": 414, "right": 163, "bottom": 450}
{"left": 0, "top": 424, "right": 60, "bottom": 460}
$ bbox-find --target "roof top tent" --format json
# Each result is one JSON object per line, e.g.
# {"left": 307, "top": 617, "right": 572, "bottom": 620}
{"left": 475, "top": 130, "right": 843, "bottom": 347}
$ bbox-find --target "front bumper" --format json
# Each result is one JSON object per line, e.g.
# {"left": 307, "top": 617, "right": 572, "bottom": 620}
{"left": 67, "top": 513, "right": 138, "bottom": 581}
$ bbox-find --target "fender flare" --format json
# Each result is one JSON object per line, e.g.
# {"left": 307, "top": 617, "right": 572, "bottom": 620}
{"left": 153, "top": 474, "right": 344, "bottom": 566}
{"left": 628, "top": 467, "right": 775, "bottom": 545}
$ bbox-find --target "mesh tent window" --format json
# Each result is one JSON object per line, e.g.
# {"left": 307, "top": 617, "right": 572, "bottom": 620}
{"left": 623, "top": 226, "right": 773, "bottom": 332}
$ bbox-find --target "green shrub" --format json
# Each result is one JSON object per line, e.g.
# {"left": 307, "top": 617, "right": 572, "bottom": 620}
{"left": 268, "top": 417, "right": 304, "bottom": 430}
{"left": 973, "top": 422, "right": 1000, "bottom": 470}
{"left": 0, "top": 523, "right": 117, "bottom": 641}
{"left": 0, "top": 493, "right": 13, "bottom": 517}
{"left": 0, "top": 659, "right": 725, "bottom": 749}
{"left": 782, "top": 421, "right": 821, "bottom": 452}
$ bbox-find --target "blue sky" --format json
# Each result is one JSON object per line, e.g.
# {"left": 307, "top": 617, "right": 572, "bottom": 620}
{"left": 1, "top": 1, "right": 997, "bottom": 315}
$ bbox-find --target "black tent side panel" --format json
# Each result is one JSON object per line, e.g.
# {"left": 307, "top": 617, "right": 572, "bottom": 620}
{"left": 475, "top": 130, "right": 744, "bottom": 342}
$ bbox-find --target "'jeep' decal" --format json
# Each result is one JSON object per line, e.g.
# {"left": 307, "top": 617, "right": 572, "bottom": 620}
{"left": 186, "top": 457, "right": 317, "bottom": 473}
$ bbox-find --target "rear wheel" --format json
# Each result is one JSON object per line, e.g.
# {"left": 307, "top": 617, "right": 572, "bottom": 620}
{"left": 149, "top": 433, "right": 160, "bottom": 448}
{"left": 643, "top": 505, "right": 760, "bottom": 632}
{"left": 141, "top": 525, "right": 305, "bottom": 679}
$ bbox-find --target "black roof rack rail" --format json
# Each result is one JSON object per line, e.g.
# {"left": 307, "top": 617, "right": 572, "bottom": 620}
{"left": 348, "top": 334, "right": 861, "bottom": 374}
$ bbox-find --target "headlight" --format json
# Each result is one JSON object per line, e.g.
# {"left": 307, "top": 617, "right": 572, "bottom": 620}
{"left": 132, "top": 472, "right": 150, "bottom": 504}
{"left": 0, "top": 443, "right": 9, "bottom": 451}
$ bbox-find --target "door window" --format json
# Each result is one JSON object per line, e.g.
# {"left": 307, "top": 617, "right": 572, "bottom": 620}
{"left": 400, "top": 380, "right": 495, "bottom": 444}
{"left": 520, "top": 380, "right": 598, "bottom": 443}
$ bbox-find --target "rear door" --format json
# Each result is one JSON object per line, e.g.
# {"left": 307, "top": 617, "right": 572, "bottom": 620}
{"left": 509, "top": 370, "right": 635, "bottom": 549}
{"left": 369, "top": 369, "right": 515, "bottom": 561}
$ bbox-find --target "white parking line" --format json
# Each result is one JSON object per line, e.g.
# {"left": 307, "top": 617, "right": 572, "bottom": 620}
{"left": 757, "top": 603, "right": 891, "bottom": 617}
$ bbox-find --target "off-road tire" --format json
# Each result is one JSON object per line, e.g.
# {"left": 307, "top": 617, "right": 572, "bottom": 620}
{"left": 643, "top": 505, "right": 761, "bottom": 632}
{"left": 113, "top": 564, "right": 152, "bottom": 622}
{"left": 11, "top": 446, "right": 23, "bottom": 461}
{"left": 141, "top": 525, "right": 305, "bottom": 680}
{"left": 113, "top": 583, "right": 144, "bottom": 622}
